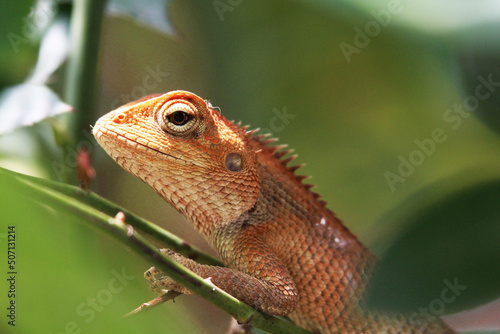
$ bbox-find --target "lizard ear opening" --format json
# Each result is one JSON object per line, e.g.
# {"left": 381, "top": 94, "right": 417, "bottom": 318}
{"left": 225, "top": 153, "right": 243, "bottom": 172}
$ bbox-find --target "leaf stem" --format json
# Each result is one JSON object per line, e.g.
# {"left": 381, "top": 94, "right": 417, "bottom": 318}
{"left": 63, "top": 0, "right": 107, "bottom": 181}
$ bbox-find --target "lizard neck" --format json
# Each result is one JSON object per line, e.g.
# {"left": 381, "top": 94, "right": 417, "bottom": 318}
{"left": 215, "top": 155, "right": 369, "bottom": 256}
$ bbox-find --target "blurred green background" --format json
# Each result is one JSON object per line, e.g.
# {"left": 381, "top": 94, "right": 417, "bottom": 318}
{"left": 1, "top": 0, "right": 500, "bottom": 333}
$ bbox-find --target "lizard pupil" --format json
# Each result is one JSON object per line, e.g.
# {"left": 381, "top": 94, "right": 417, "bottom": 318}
{"left": 170, "top": 111, "right": 190, "bottom": 125}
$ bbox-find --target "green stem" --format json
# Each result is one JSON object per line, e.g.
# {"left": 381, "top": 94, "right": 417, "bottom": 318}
{"left": 63, "top": 0, "right": 107, "bottom": 181}
{"left": 7, "top": 167, "right": 221, "bottom": 266}
{"left": 3, "top": 167, "right": 312, "bottom": 334}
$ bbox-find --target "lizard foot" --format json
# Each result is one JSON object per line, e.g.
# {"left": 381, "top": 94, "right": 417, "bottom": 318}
{"left": 144, "top": 249, "right": 193, "bottom": 295}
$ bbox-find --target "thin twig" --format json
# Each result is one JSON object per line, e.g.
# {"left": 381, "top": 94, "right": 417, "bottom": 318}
{"left": 123, "top": 291, "right": 181, "bottom": 318}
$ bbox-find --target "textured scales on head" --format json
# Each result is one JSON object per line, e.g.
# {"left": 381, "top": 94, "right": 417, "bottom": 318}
{"left": 212, "top": 93, "right": 324, "bottom": 206}
{"left": 194, "top": 93, "right": 309, "bottom": 190}
{"left": 205, "top": 95, "right": 325, "bottom": 205}
{"left": 95, "top": 91, "right": 247, "bottom": 234}
{"left": 93, "top": 90, "right": 328, "bottom": 236}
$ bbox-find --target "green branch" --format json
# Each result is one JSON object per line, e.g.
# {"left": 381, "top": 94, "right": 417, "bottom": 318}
{"left": 64, "top": 0, "right": 106, "bottom": 137}
{"left": 10, "top": 167, "right": 221, "bottom": 266}
{"left": 3, "top": 167, "right": 312, "bottom": 334}
{"left": 63, "top": 0, "right": 107, "bottom": 183}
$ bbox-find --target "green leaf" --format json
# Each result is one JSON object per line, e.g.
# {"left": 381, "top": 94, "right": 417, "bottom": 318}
{"left": 0, "top": 0, "right": 39, "bottom": 89}
{"left": 302, "top": 0, "right": 500, "bottom": 33}
{"left": 367, "top": 179, "right": 500, "bottom": 314}
{"left": 0, "top": 84, "right": 72, "bottom": 134}
{"left": 0, "top": 17, "right": 72, "bottom": 135}
{"left": 107, "top": 0, "right": 174, "bottom": 34}
{"left": 454, "top": 23, "right": 500, "bottom": 135}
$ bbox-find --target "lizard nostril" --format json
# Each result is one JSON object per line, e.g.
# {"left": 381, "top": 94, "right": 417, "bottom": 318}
{"left": 114, "top": 113, "right": 126, "bottom": 123}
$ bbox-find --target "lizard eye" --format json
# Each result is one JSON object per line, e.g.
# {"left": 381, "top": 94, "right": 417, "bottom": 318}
{"left": 158, "top": 102, "right": 197, "bottom": 135}
{"left": 169, "top": 111, "right": 191, "bottom": 125}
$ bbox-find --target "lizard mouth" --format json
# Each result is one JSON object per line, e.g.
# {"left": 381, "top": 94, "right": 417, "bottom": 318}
{"left": 93, "top": 123, "right": 189, "bottom": 166}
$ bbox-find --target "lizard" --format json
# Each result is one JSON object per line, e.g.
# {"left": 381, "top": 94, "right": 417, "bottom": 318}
{"left": 92, "top": 90, "right": 455, "bottom": 333}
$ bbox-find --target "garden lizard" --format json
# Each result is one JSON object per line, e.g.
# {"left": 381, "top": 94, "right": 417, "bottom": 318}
{"left": 93, "top": 90, "right": 455, "bottom": 333}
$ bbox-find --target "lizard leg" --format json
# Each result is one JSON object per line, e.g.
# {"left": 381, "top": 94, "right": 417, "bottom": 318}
{"left": 144, "top": 264, "right": 189, "bottom": 294}
{"left": 144, "top": 249, "right": 194, "bottom": 295}
{"left": 144, "top": 266, "right": 161, "bottom": 292}
{"left": 143, "top": 244, "right": 298, "bottom": 316}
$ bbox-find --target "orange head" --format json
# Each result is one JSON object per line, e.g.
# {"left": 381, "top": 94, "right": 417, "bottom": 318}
{"left": 93, "top": 91, "right": 261, "bottom": 237}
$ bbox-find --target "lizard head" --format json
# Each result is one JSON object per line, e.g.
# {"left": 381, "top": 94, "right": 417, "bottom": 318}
{"left": 93, "top": 90, "right": 261, "bottom": 236}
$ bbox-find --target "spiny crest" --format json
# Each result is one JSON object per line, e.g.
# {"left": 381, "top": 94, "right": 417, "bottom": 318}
{"left": 240, "top": 125, "right": 326, "bottom": 207}
{"left": 244, "top": 126, "right": 302, "bottom": 172}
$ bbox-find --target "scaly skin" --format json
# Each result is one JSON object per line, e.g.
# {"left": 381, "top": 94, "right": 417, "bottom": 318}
{"left": 93, "top": 91, "right": 455, "bottom": 333}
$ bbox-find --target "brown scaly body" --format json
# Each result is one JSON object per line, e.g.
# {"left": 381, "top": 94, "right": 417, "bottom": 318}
{"left": 93, "top": 91, "right": 455, "bottom": 333}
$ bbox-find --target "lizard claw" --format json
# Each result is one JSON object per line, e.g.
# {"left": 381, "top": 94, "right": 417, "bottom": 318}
{"left": 143, "top": 250, "right": 194, "bottom": 295}
{"left": 144, "top": 266, "right": 164, "bottom": 293}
